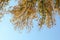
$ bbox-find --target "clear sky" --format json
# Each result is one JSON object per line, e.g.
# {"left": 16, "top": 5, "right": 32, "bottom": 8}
{"left": 0, "top": 0, "right": 60, "bottom": 40}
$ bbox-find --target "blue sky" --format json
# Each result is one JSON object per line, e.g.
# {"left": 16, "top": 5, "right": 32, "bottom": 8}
{"left": 0, "top": 0, "right": 60, "bottom": 40}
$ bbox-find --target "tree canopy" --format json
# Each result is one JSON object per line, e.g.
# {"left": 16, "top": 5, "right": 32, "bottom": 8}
{"left": 0, "top": 0, "right": 60, "bottom": 31}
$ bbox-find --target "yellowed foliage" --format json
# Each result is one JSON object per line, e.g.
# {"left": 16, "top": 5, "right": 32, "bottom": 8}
{"left": 0, "top": 0, "right": 60, "bottom": 31}
{"left": 0, "top": 0, "right": 9, "bottom": 10}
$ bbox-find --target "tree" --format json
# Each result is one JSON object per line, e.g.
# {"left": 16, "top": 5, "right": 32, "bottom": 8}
{"left": 0, "top": 0, "right": 60, "bottom": 31}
